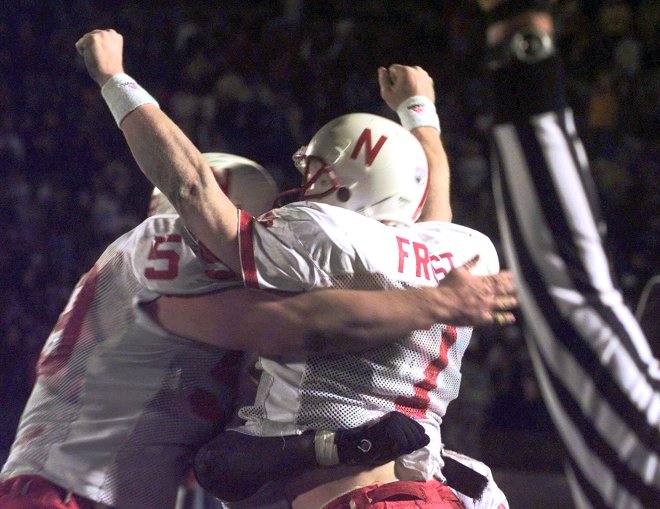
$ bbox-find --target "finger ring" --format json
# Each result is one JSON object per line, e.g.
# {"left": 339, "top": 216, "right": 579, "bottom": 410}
{"left": 491, "top": 312, "right": 507, "bottom": 325}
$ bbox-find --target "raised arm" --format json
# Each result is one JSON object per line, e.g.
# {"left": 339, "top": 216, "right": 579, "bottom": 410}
{"left": 378, "top": 65, "right": 451, "bottom": 222}
{"left": 142, "top": 259, "right": 517, "bottom": 355}
{"left": 75, "top": 29, "right": 242, "bottom": 272}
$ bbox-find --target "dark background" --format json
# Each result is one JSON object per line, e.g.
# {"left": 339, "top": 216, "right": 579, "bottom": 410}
{"left": 1, "top": 1, "right": 658, "bottom": 506}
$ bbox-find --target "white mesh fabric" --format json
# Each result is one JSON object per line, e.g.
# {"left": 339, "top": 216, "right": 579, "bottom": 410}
{"left": 236, "top": 203, "right": 499, "bottom": 480}
{"left": 239, "top": 271, "right": 470, "bottom": 432}
{"left": 2, "top": 216, "right": 244, "bottom": 508}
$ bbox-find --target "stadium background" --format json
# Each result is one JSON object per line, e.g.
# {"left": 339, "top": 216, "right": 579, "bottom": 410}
{"left": 1, "top": 1, "right": 657, "bottom": 507}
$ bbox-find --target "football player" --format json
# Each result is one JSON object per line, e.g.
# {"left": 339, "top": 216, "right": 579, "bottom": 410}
{"left": 0, "top": 153, "right": 441, "bottom": 509}
{"left": 76, "top": 28, "right": 514, "bottom": 509}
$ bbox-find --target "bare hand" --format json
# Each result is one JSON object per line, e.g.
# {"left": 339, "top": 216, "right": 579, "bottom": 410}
{"left": 437, "top": 255, "right": 518, "bottom": 326}
{"left": 377, "top": 64, "right": 435, "bottom": 112}
{"left": 75, "top": 29, "right": 125, "bottom": 87}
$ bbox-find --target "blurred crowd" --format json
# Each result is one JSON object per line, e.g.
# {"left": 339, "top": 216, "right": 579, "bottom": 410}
{"left": 1, "top": 0, "right": 658, "bottom": 472}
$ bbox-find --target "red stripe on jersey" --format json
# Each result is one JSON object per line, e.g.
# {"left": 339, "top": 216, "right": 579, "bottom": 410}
{"left": 411, "top": 170, "right": 430, "bottom": 222}
{"left": 239, "top": 210, "right": 258, "bottom": 288}
{"left": 394, "top": 325, "right": 458, "bottom": 418}
{"left": 38, "top": 265, "right": 100, "bottom": 376}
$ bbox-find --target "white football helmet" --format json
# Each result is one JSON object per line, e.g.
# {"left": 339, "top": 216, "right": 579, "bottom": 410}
{"left": 279, "top": 113, "right": 429, "bottom": 225}
{"left": 148, "top": 153, "right": 278, "bottom": 217}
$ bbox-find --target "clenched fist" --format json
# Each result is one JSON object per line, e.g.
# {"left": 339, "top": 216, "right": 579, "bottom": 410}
{"left": 378, "top": 64, "right": 435, "bottom": 112}
{"left": 75, "top": 29, "right": 125, "bottom": 87}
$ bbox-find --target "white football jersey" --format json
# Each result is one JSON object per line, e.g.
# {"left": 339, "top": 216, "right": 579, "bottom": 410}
{"left": 1, "top": 215, "right": 243, "bottom": 509}
{"left": 234, "top": 202, "right": 500, "bottom": 481}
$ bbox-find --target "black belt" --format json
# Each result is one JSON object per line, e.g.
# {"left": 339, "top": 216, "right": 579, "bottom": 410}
{"left": 442, "top": 453, "right": 489, "bottom": 500}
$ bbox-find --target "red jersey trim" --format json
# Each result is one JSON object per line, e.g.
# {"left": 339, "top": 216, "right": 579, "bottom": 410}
{"left": 239, "top": 210, "right": 258, "bottom": 288}
{"left": 411, "top": 173, "right": 430, "bottom": 222}
{"left": 38, "top": 265, "right": 100, "bottom": 376}
{"left": 394, "top": 325, "right": 457, "bottom": 418}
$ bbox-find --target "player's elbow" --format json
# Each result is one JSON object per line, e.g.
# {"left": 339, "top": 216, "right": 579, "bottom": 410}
{"left": 193, "top": 441, "right": 238, "bottom": 500}
{"left": 194, "top": 433, "right": 265, "bottom": 502}
{"left": 169, "top": 176, "right": 205, "bottom": 212}
{"left": 166, "top": 157, "right": 215, "bottom": 214}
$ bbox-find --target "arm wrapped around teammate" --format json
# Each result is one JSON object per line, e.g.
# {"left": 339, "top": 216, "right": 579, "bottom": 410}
{"left": 193, "top": 412, "right": 429, "bottom": 502}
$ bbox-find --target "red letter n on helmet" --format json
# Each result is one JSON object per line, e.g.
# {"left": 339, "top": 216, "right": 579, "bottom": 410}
{"left": 350, "top": 128, "right": 388, "bottom": 166}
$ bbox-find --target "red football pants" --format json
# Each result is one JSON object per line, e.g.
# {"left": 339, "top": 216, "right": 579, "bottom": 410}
{"left": 0, "top": 476, "right": 98, "bottom": 509}
{"left": 323, "top": 479, "right": 465, "bottom": 509}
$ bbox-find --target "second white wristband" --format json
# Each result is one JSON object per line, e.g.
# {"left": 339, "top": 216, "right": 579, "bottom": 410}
{"left": 101, "top": 73, "right": 160, "bottom": 127}
{"left": 314, "top": 429, "right": 339, "bottom": 466}
{"left": 396, "top": 96, "right": 441, "bottom": 133}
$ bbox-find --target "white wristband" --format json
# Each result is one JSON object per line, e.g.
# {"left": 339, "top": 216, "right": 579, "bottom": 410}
{"left": 101, "top": 73, "right": 159, "bottom": 127}
{"left": 314, "top": 429, "right": 339, "bottom": 466}
{"left": 396, "top": 96, "right": 440, "bottom": 133}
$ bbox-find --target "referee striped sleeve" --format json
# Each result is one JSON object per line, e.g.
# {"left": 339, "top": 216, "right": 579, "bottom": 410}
{"left": 490, "top": 108, "right": 660, "bottom": 509}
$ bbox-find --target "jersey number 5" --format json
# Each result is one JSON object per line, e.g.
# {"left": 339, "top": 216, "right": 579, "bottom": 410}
{"left": 144, "top": 234, "right": 182, "bottom": 280}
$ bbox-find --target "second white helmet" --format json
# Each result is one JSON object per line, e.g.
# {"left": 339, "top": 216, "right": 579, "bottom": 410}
{"left": 148, "top": 153, "right": 278, "bottom": 218}
{"left": 283, "top": 113, "right": 429, "bottom": 225}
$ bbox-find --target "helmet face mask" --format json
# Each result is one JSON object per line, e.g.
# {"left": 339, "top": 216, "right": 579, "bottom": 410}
{"left": 297, "top": 152, "right": 342, "bottom": 201}
{"left": 281, "top": 113, "right": 429, "bottom": 225}
{"left": 148, "top": 153, "right": 278, "bottom": 218}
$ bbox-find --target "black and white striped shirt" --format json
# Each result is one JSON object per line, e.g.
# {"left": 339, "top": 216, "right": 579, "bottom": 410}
{"left": 489, "top": 55, "right": 660, "bottom": 509}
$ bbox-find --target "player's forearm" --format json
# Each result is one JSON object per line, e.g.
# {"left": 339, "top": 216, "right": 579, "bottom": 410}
{"left": 276, "top": 287, "right": 442, "bottom": 355}
{"left": 120, "top": 104, "right": 207, "bottom": 211}
{"left": 147, "top": 287, "right": 440, "bottom": 355}
{"left": 287, "top": 268, "right": 517, "bottom": 353}
{"left": 119, "top": 105, "right": 242, "bottom": 272}
{"left": 77, "top": 29, "right": 215, "bottom": 227}
{"left": 148, "top": 268, "right": 515, "bottom": 354}
{"left": 195, "top": 413, "right": 428, "bottom": 503}
{"left": 379, "top": 65, "right": 448, "bottom": 221}
{"left": 75, "top": 29, "right": 242, "bottom": 271}
{"left": 413, "top": 127, "right": 451, "bottom": 222}
{"left": 194, "top": 430, "right": 318, "bottom": 502}
{"left": 269, "top": 277, "right": 514, "bottom": 354}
